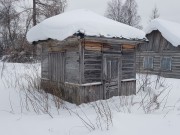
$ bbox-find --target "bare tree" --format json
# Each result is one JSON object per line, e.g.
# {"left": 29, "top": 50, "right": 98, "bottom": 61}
{"left": 32, "top": 0, "right": 37, "bottom": 26}
{"left": 105, "top": 0, "right": 124, "bottom": 22}
{"left": 150, "top": 5, "right": 160, "bottom": 21}
{"left": 122, "top": 0, "right": 142, "bottom": 29}
{"left": 0, "top": 0, "right": 21, "bottom": 50}
{"left": 105, "top": 0, "right": 142, "bottom": 29}
{"left": 0, "top": 0, "right": 35, "bottom": 61}
{"left": 32, "top": 0, "right": 67, "bottom": 26}
{"left": 0, "top": 0, "right": 68, "bottom": 62}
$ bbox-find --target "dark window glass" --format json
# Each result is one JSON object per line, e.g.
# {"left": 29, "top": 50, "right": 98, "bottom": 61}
{"left": 161, "top": 57, "right": 171, "bottom": 71}
{"left": 143, "top": 56, "right": 153, "bottom": 69}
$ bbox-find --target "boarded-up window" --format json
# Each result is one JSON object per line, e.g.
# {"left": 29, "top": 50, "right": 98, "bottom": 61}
{"left": 122, "top": 51, "right": 135, "bottom": 79}
{"left": 143, "top": 56, "right": 153, "bottom": 70}
{"left": 84, "top": 44, "right": 102, "bottom": 83}
{"left": 161, "top": 57, "right": 171, "bottom": 71}
{"left": 48, "top": 52, "right": 65, "bottom": 82}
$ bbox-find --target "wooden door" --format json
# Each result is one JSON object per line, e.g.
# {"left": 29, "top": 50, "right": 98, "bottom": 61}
{"left": 103, "top": 55, "right": 121, "bottom": 99}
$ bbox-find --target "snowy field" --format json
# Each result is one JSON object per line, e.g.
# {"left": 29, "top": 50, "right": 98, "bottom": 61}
{"left": 0, "top": 62, "right": 180, "bottom": 135}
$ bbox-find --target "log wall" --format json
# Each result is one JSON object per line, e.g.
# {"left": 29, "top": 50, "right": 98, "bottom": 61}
{"left": 137, "top": 30, "right": 180, "bottom": 79}
{"left": 136, "top": 52, "right": 180, "bottom": 78}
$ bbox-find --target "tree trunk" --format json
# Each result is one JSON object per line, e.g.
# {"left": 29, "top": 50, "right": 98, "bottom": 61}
{"left": 33, "top": 0, "right": 37, "bottom": 26}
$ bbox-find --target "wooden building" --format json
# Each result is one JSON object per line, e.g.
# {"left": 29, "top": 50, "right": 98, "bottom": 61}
{"left": 27, "top": 9, "right": 146, "bottom": 104}
{"left": 137, "top": 19, "right": 180, "bottom": 79}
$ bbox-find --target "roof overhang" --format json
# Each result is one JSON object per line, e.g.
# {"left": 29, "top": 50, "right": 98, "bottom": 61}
{"left": 84, "top": 36, "right": 147, "bottom": 45}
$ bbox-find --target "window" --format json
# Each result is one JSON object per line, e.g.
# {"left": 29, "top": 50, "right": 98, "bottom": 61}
{"left": 111, "top": 59, "right": 118, "bottom": 79}
{"left": 106, "top": 59, "right": 118, "bottom": 80}
{"left": 143, "top": 56, "right": 153, "bottom": 70}
{"left": 161, "top": 57, "right": 172, "bottom": 71}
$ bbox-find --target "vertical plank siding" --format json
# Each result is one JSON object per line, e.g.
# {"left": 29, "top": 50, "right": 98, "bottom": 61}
{"left": 60, "top": 84, "right": 103, "bottom": 105}
{"left": 49, "top": 52, "right": 65, "bottom": 82}
{"left": 81, "top": 85, "right": 104, "bottom": 103}
{"left": 121, "top": 81, "right": 136, "bottom": 96}
{"left": 65, "top": 51, "right": 80, "bottom": 83}
{"left": 41, "top": 44, "right": 49, "bottom": 79}
{"left": 40, "top": 38, "right": 138, "bottom": 104}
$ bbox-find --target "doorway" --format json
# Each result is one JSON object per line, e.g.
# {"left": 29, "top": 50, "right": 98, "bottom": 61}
{"left": 103, "top": 54, "right": 121, "bottom": 99}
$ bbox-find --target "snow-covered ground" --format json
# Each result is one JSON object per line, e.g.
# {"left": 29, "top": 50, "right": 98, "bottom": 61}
{"left": 0, "top": 62, "right": 180, "bottom": 135}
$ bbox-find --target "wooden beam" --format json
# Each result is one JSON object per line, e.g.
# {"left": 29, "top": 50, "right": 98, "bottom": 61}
{"left": 85, "top": 36, "right": 147, "bottom": 45}
{"left": 122, "top": 44, "right": 136, "bottom": 49}
{"left": 85, "top": 42, "right": 102, "bottom": 51}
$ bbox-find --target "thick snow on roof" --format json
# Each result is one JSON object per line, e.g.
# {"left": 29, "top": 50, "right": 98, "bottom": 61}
{"left": 145, "top": 19, "right": 180, "bottom": 47}
{"left": 27, "top": 9, "right": 146, "bottom": 43}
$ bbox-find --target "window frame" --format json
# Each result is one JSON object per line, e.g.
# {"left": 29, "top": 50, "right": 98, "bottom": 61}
{"left": 160, "top": 56, "right": 172, "bottom": 71}
{"left": 143, "top": 56, "right": 154, "bottom": 70}
{"left": 106, "top": 58, "right": 119, "bottom": 80}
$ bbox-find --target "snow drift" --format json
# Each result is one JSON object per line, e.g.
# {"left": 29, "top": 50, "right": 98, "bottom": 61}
{"left": 0, "top": 62, "right": 180, "bottom": 135}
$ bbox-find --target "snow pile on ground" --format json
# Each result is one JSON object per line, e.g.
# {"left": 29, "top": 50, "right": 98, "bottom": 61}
{"left": 0, "top": 62, "right": 180, "bottom": 135}
{"left": 27, "top": 9, "right": 146, "bottom": 43}
{"left": 145, "top": 18, "right": 180, "bottom": 46}
{"left": 0, "top": 62, "right": 41, "bottom": 114}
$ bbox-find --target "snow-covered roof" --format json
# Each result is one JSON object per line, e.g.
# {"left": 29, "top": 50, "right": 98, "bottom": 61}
{"left": 27, "top": 9, "right": 146, "bottom": 43}
{"left": 145, "top": 19, "right": 180, "bottom": 47}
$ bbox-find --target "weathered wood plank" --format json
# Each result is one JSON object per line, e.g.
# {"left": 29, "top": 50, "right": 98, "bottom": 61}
{"left": 65, "top": 51, "right": 80, "bottom": 83}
